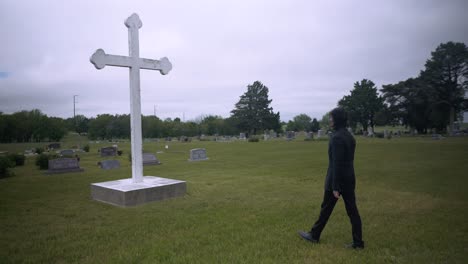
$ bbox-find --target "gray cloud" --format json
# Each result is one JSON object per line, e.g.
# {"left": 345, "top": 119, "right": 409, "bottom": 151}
{"left": 1, "top": 0, "right": 467, "bottom": 121}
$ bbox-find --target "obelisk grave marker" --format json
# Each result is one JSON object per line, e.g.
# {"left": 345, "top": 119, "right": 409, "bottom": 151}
{"left": 89, "top": 13, "right": 186, "bottom": 207}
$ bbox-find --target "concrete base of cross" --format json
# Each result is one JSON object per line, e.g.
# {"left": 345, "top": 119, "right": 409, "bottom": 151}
{"left": 91, "top": 176, "right": 186, "bottom": 207}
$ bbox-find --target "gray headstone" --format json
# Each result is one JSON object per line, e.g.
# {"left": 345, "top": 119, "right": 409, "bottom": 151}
{"left": 46, "top": 158, "right": 84, "bottom": 174}
{"left": 239, "top": 133, "right": 246, "bottom": 140}
{"left": 317, "top": 130, "right": 323, "bottom": 138}
{"left": 286, "top": 131, "right": 295, "bottom": 141}
{"left": 60, "top": 149, "right": 75, "bottom": 156}
{"left": 270, "top": 130, "right": 277, "bottom": 138}
{"left": 305, "top": 132, "right": 313, "bottom": 139}
{"left": 100, "top": 146, "right": 117, "bottom": 157}
{"left": 143, "top": 153, "right": 161, "bottom": 166}
{"left": 100, "top": 160, "right": 121, "bottom": 170}
{"left": 188, "top": 148, "right": 209, "bottom": 162}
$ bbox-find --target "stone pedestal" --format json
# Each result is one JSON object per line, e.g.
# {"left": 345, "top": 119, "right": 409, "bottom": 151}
{"left": 91, "top": 176, "right": 186, "bottom": 207}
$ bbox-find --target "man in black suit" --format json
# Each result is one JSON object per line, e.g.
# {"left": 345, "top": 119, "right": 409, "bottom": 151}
{"left": 298, "top": 107, "right": 364, "bottom": 249}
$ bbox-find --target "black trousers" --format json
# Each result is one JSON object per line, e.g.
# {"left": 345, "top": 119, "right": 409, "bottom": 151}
{"left": 310, "top": 190, "right": 364, "bottom": 246}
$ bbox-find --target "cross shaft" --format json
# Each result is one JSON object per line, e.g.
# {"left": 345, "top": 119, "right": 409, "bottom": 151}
{"left": 90, "top": 13, "right": 172, "bottom": 183}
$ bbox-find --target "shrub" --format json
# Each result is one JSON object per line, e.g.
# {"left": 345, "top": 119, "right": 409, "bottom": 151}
{"left": 248, "top": 137, "right": 260, "bottom": 142}
{"left": 375, "top": 132, "right": 384, "bottom": 138}
{"left": 9, "top": 153, "right": 26, "bottom": 166}
{"left": 35, "top": 147, "right": 44, "bottom": 154}
{"left": 117, "top": 150, "right": 123, "bottom": 156}
{"left": 0, "top": 156, "right": 15, "bottom": 178}
{"left": 35, "top": 153, "right": 58, "bottom": 170}
{"left": 83, "top": 144, "right": 90, "bottom": 152}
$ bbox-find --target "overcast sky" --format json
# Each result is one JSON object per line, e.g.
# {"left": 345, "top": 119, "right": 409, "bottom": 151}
{"left": 1, "top": 0, "right": 467, "bottom": 122}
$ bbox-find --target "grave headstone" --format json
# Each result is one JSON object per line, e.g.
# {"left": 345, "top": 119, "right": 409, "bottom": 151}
{"left": 286, "top": 131, "right": 295, "bottom": 141}
{"left": 60, "top": 149, "right": 75, "bottom": 156}
{"left": 188, "top": 148, "right": 209, "bottom": 162}
{"left": 317, "top": 130, "right": 323, "bottom": 138}
{"left": 270, "top": 130, "right": 277, "bottom": 138}
{"left": 143, "top": 153, "right": 161, "bottom": 165}
{"left": 100, "top": 160, "right": 121, "bottom": 170}
{"left": 239, "top": 133, "right": 246, "bottom": 140}
{"left": 305, "top": 132, "right": 313, "bottom": 140}
{"left": 46, "top": 158, "right": 84, "bottom": 174}
{"left": 100, "top": 146, "right": 117, "bottom": 157}
{"left": 367, "top": 127, "right": 374, "bottom": 137}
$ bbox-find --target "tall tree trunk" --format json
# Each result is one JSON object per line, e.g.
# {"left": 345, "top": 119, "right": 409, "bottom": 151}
{"left": 449, "top": 106, "right": 455, "bottom": 135}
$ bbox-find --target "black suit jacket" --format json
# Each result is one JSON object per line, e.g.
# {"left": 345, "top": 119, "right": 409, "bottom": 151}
{"left": 325, "top": 128, "right": 356, "bottom": 192}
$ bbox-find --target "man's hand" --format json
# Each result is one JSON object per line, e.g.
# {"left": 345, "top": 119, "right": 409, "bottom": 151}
{"left": 333, "top": 191, "right": 341, "bottom": 199}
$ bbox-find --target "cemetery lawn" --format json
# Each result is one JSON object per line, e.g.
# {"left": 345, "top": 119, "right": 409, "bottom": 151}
{"left": 1, "top": 136, "right": 468, "bottom": 263}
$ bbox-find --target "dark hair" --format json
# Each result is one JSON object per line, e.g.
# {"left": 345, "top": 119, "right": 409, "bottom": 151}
{"left": 330, "top": 107, "right": 348, "bottom": 130}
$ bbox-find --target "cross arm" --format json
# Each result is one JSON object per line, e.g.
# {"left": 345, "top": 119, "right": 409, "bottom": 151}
{"left": 140, "top": 57, "right": 172, "bottom": 75}
{"left": 90, "top": 49, "right": 172, "bottom": 75}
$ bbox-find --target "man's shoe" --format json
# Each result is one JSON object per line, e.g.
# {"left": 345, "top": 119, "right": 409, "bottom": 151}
{"left": 298, "top": 231, "right": 319, "bottom": 243}
{"left": 345, "top": 243, "right": 364, "bottom": 250}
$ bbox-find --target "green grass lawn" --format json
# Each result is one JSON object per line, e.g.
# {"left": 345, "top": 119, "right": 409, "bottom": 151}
{"left": 1, "top": 136, "right": 467, "bottom": 263}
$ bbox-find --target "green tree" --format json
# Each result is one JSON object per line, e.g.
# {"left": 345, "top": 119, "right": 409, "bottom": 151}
{"left": 47, "top": 117, "right": 67, "bottom": 141}
{"left": 230, "top": 81, "right": 281, "bottom": 135}
{"left": 74, "top": 115, "right": 90, "bottom": 135}
{"left": 292, "top": 114, "right": 312, "bottom": 131}
{"left": 381, "top": 77, "right": 434, "bottom": 133}
{"left": 338, "top": 79, "right": 384, "bottom": 132}
{"left": 311, "top": 118, "right": 320, "bottom": 132}
{"left": 200, "top": 115, "right": 223, "bottom": 135}
{"left": 285, "top": 120, "right": 297, "bottom": 132}
{"left": 142, "top": 116, "right": 163, "bottom": 138}
{"left": 88, "top": 114, "right": 113, "bottom": 140}
{"left": 319, "top": 113, "right": 330, "bottom": 131}
{"left": 420, "top": 41, "right": 468, "bottom": 134}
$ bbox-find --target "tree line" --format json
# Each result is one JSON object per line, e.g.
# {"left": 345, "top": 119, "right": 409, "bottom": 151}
{"left": 0, "top": 110, "right": 67, "bottom": 143}
{"left": 338, "top": 41, "right": 467, "bottom": 134}
{"left": 1, "top": 41, "right": 465, "bottom": 142}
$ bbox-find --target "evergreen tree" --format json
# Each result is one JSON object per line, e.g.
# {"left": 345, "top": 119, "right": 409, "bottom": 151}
{"left": 338, "top": 79, "right": 384, "bottom": 132}
{"left": 231, "top": 81, "right": 281, "bottom": 134}
{"left": 420, "top": 41, "right": 468, "bottom": 134}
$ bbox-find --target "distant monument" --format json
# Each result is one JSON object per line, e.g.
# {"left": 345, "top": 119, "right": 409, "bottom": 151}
{"left": 89, "top": 13, "right": 185, "bottom": 207}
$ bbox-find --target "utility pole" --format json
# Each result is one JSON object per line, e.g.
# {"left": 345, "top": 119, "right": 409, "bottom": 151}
{"left": 73, "top": 95, "right": 78, "bottom": 119}
{"left": 73, "top": 95, "right": 78, "bottom": 131}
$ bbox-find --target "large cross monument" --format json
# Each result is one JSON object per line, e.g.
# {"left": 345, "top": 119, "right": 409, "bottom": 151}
{"left": 90, "top": 13, "right": 186, "bottom": 207}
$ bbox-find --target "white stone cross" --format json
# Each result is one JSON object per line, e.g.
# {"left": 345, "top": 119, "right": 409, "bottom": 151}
{"left": 90, "top": 13, "right": 172, "bottom": 183}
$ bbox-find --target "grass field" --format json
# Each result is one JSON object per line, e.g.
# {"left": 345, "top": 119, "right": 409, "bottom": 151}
{"left": 1, "top": 136, "right": 467, "bottom": 263}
